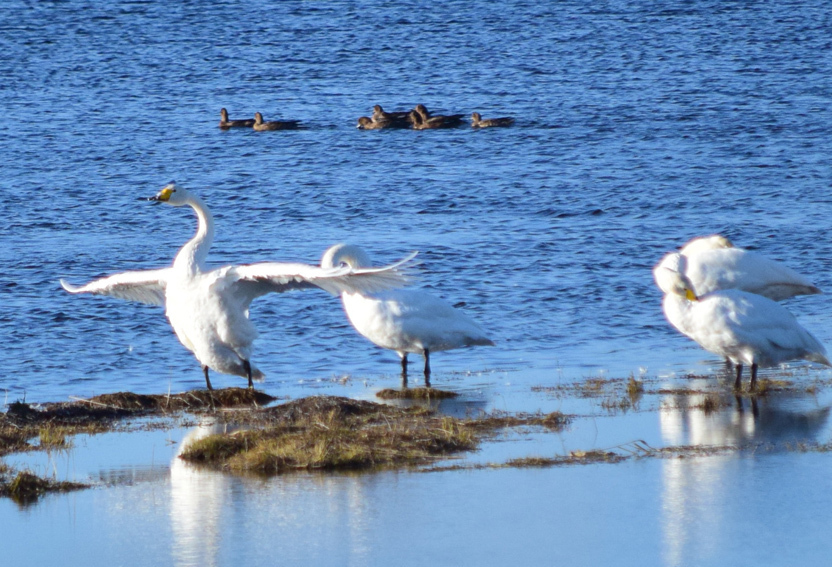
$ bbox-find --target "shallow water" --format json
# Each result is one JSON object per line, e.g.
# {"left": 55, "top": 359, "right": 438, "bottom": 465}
{"left": 3, "top": 0, "right": 832, "bottom": 564}
{"left": 6, "top": 388, "right": 832, "bottom": 566}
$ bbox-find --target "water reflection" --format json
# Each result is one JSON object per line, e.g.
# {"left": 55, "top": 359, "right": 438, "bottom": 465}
{"left": 170, "top": 421, "right": 234, "bottom": 567}
{"left": 658, "top": 393, "right": 831, "bottom": 565}
{"left": 660, "top": 393, "right": 831, "bottom": 447}
{"left": 168, "top": 421, "right": 380, "bottom": 566}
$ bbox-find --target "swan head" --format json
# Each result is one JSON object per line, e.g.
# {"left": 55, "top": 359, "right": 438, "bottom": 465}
{"left": 653, "top": 252, "right": 700, "bottom": 301}
{"left": 680, "top": 234, "right": 733, "bottom": 256}
{"left": 149, "top": 182, "right": 190, "bottom": 206}
{"left": 660, "top": 265, "right": 699, "bottom": 301}
{"left": 653, "top": 252, "right": 684, "bottom": 294}
{"left": 321, "top": 243, "right": 372, "bottom": 270}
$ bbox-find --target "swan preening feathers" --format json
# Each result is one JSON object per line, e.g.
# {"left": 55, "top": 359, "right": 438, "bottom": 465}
{"left": 61, "top": 183, "right": 416, "bottom": 390}
{"left": 654, "top": 235, "right": 822, "bottom": 301}
{"left": 654, "top": 235, "right": 828, "bottom": 390}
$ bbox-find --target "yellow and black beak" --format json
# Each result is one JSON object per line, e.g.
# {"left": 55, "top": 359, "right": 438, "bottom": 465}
{"left": 145, "top": 185, "right": 175, "bottom": 203}
{"left": 685, "top": 289, "right": 698, "bottom": 302}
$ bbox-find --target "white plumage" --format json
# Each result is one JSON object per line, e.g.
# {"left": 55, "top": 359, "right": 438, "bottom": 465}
{"left": 659, "top": 267, "right": 829, "bottom": 390}
{"left": 654, "top": 235, "right": 821, "bottom": 301}
{"left": 61, "top": 183, "right": 415, "bottom": 390}
{"left": 321, "top": 243, "right": 494, "bottom": 384}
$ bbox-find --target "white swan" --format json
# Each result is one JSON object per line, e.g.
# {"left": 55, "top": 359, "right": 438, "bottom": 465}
{"left": 659, "top": 267, "right": 829, "bottom": 391}
{"left": 61, "top": 183, "right": 416, "bottom": 390}
{"left": 655, "top": 235, "right": 821, "bottom": 301}
{"left": 321, "top": 243, "right": 494, "bottom": 385}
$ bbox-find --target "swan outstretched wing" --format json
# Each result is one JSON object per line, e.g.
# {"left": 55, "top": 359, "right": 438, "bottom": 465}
{"left": 60, "top": 268, "right": 170, "bottom": 305}
{"left": 228, "top": 251, "right": 418, "bottom": 305}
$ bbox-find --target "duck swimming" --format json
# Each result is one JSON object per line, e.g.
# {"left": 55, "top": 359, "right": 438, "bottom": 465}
{"left": 253, "top": 112, "right": 301, "bottom": 131}
{"left": 471, "top": 112, "right": 515, "bottom": 128}
{"left": 219, "top": 108, "right": 255, "bottom": 129}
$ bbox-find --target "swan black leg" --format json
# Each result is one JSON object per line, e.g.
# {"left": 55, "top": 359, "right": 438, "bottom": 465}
{"left": 734, "top": 363, "right": 743, "bottom": 391}
{"left": 424, "top": 348, "right": 431, "bottom": 387}
{"left": 203, "top": 365, "right": 214, "bottom": 391}
{"left": 401, "top": 353, "right": 408, "bottom": 388}
{"left": 749, "top": 363, "right": 759, "bottom": 393}
{"left": 244, "top": 360, "right": 253, "bottom": 389}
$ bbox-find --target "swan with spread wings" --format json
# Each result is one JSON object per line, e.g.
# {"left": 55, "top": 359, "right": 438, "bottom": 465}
{"left": 61, "top": 183, "right": 415, "bottom": 390}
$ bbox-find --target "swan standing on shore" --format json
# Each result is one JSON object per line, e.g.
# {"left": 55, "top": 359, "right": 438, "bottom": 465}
{"left": 321, "top": 244, "right": 494, "bottom": 385}
{"left": 658, "top": 266, "right": 829, "bottom": 391}
{"left": 61, "top": 183, "right": 415, "bottom": 390}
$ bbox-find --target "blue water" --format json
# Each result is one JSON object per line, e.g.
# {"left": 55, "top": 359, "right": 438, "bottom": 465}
{"left": 3, "top": 0, "right": 830, "bottom": 403}
{"left": 3, "top": 0, "right": 832, "bottom": 564}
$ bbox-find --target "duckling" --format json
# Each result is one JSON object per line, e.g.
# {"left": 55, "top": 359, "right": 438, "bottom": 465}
{"left": 252, "top": 112, "right": 301, "bottom": 131}
{"left": 408, "top": 110, "right": 460, "bottom": 130}
{"left": 219, "top": 108, "right": 255, "bottom": 129}
{"left": 471, "top": 112, "right": 515, "bottom": 128}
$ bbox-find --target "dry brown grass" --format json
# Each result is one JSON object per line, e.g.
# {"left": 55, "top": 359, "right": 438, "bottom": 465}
{"left": 181, "top": 396, "right": 476, "bottom": 473}
{"left": 180, "top": 397, "right": 573, "bottom": 474}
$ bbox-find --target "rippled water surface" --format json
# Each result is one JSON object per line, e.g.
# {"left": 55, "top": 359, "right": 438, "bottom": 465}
{"left": 3, "top": 0, "right": 832, "bottom": 564}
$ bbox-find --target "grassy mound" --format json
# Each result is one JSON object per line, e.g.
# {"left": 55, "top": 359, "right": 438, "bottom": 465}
{"left": 181, "top": 396, "right": 571, "bottom": 474}
{"left": 0, "top": 465, "right": 87, "bottom": 506}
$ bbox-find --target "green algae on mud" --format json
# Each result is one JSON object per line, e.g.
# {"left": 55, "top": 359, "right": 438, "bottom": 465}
{"left": 180, "top": 396, "right": 572, "bottom": 474}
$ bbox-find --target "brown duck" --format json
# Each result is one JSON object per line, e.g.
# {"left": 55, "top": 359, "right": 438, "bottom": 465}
{"left": 372, "top": 105, "right": 411, "bottom": 124}
{"left": 409, "top": 110, "right": 461, "bottom": 130}
{"left": 253, "top": 112, "right": 301, "bottom": 131}
{"left": 471, "top": 112, "right": 515, "bottom": 128}
{"left": 357, "top": 116, "right": 409, "bottom": 130}
{"left": 219, "top": 108, "right": 255, "bottom": 129}
{"left": 413, "top": 104, "right": 465, "bottom": 127}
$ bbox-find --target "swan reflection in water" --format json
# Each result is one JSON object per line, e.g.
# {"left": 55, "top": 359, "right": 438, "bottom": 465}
{"left": 658, "top": 389, "right": 830, "bottom": 565}
{"left": 168, "top": 421, "right": 379, "bottom": 566}
{"left": 170, "top": 421, "right": 235, "bottom": 567}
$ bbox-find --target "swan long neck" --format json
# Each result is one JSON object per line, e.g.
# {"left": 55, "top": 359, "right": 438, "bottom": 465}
{"left": 173, "top": 193, "right": 214, "bottom": 274}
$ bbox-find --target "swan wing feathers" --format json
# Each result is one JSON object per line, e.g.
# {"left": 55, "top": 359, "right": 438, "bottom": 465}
{"left": 227, "top": 252, "right": 418, "bottom": 304}
{"left": 60, "top": 268, "right": 170, "bottom": 305}
{"left": 686, "top": 248, "right": 821, "bottom": 300}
